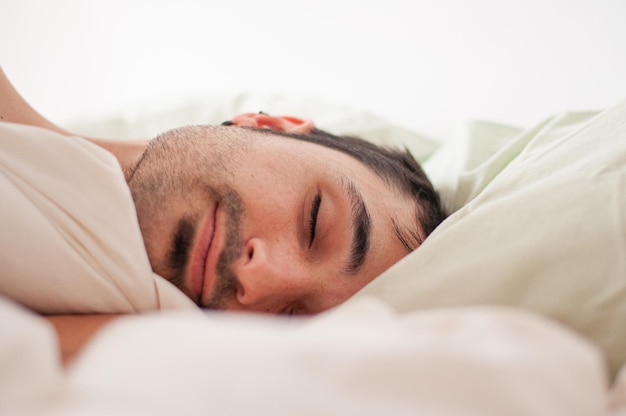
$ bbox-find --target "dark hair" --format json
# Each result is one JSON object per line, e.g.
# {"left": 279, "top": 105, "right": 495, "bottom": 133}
{"left": 253, "top": 127, "right": 446, "bottom": 251}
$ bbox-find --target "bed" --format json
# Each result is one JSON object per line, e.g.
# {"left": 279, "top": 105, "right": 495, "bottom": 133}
{"left": 1, "top": 93, "right": 625, "bottom": 415}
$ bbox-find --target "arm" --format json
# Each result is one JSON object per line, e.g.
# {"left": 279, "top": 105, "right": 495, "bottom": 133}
{"left": 0, "top": 67, "right": 148, "bottom": 180}
{"left": 0, "top": 67, "right": 74, "bottom": 136}
{"left": 43, "top": 314, "right": 122, "bottom": 366}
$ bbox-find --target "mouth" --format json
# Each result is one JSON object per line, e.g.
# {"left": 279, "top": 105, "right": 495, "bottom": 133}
{"left": 188, "top": 204, "right": 220, "bottom": 305}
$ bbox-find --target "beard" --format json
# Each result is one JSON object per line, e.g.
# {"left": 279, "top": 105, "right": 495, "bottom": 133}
{"left": 126, "top": 125, "right": 248, "bottom": 307}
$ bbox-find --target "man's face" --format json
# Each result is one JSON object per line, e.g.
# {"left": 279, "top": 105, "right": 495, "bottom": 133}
{"left": 129, "top": 125, "right": 419, "bottom": 315}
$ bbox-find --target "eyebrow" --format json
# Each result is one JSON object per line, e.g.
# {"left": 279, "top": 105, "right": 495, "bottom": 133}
{"left": 392, "top": 215, "right": 423, "bottom": 253}
{"left": 340, "top": 177, "right": 371, "bottom": 274}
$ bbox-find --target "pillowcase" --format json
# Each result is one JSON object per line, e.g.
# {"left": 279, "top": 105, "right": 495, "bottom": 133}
{"left": 353, "top": 100, "right": 626, "bottom": 378}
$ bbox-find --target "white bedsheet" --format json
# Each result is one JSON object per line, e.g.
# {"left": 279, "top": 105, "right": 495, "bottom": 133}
{"left": 0, "top": 295, "right": 617, "bottom": 416}
{"left": 0, "top": 122, "right": 194, "bottom": 313}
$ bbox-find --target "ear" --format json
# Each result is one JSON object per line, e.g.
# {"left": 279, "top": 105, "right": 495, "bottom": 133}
{"left": 229, "top": 113, "right": 315, "bottom": 134}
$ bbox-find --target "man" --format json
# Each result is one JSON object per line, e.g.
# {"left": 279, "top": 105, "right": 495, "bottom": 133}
{"left": 0, "top": 68, "right": 444, "bottom": 320}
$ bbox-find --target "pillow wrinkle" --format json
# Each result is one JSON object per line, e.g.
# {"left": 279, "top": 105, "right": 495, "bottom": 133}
{"left": 356, "top": 100, "right": 626, "bottom": 379}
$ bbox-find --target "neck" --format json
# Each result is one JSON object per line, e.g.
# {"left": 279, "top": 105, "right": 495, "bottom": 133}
{"left": 86, "top": 138, "right": 150, "bottom": 182}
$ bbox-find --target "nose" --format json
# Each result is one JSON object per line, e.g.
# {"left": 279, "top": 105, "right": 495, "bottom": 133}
{"left": 234, "top": 237, "right": 302, "bottom": 309}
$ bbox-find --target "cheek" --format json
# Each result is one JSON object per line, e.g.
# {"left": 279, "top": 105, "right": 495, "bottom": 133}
{"left": 237, "top": 174, "right": 303, "bottom": 232}
{"left": 237, "top": 157, "right": 307, "bottom": 200}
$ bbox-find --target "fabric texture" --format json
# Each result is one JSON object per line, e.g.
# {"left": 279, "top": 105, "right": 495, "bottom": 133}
{"left": 0, "top": 296, "right": 607, "bottom": 416}
{"left": 0, "top": 122, "right": 195, "bottom": 313}
{"left": 355, "top": 100, "right": 626, "bottom": 377}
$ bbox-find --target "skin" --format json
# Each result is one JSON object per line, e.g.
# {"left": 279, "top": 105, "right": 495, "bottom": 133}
{"left": 129, "top": 125, "right": 418, "bottom": 315}
{"left": 0, "top": 67, "right": 420, "bottom": 362}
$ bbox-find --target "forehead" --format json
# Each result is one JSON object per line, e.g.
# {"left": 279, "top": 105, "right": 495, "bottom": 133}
{"left": 237, "top": 128, "right": 369, "bottom": 172}
{"left": 243, "top": 128, "right": 418, "bottom": 230}
{"left": 235, "top": 127, "right": 415, "bottom": 206}
{"left": 162, "top": 124, "right": 417, "bottom": 212}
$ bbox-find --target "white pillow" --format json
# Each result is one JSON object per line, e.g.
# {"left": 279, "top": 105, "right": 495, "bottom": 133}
{"left": 354, "top": 100, "right": 626, "bottom": 378}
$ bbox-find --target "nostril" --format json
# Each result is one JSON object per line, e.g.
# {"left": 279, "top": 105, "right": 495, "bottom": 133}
{"left": 244, "top": 238, "right": 263, "bottom": 265}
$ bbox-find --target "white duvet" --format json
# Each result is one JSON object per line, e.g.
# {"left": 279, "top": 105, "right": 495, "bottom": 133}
{"left": 1, "top": 295, "right": 619, "bottom": 416}
{"left": 0, "top": 122, "right": 194, "bottom": 313}
{"left": 1, "top": 96, "right": 625, "bottom": 415}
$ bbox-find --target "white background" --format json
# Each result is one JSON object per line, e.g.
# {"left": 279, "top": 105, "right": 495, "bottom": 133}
{"left": 1, "top": 0, "right": 625, "bottom": 140}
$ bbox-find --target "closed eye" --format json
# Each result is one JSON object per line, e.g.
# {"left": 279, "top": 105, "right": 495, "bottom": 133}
{"left": 309, "top": 192, "right": 321, "bottom": 247}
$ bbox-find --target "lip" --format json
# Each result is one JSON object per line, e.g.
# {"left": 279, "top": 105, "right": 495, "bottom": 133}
{"left": 188, "top": 204, "right": 220, "bottom": 305}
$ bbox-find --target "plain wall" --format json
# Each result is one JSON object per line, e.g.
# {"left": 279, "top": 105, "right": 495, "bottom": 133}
{"left": 2, "top": 0, "right": 625, "bottom": 140}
